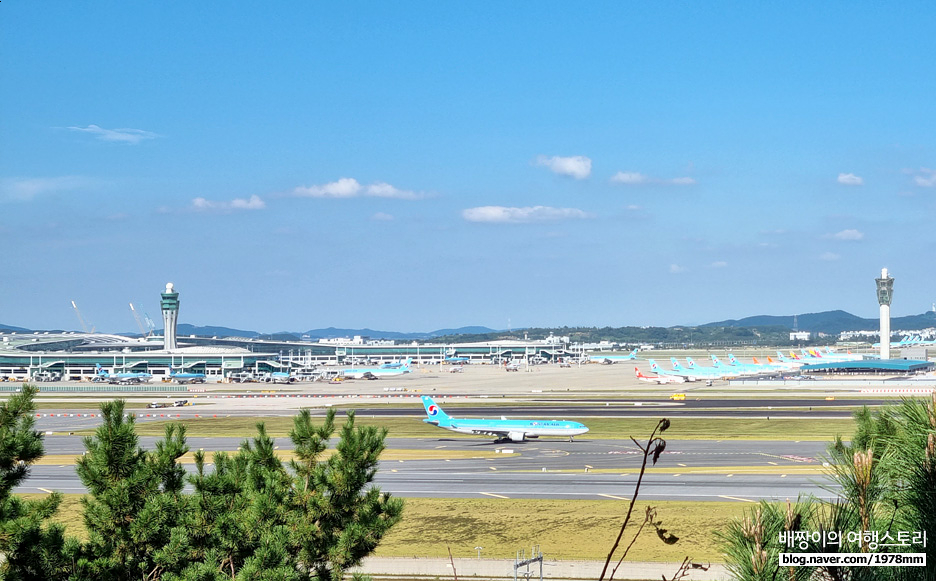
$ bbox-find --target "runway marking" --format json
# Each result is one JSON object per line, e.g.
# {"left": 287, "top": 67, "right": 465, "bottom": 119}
{"left": 489, "top": 467, "right": 497, "bottom": 470}
{"left": 781, "top": 474, "right": 787, "bottom": 478}
{"left": 673, "top": 474, "right": 681, "bottom": 477}
{"left": 767, "top": 461, "right": 777, "bottom": 465}
{"left": 39, "top": 488, "right": 53, "bottom": 493}
{"left": 726, "top": 474, "right": 733, "bottom": 477}
{"left": 598, "top": 494, "right": 629, "bottom": 501}
{"left": 677, "top": 463, "right": 686, "bottom": 467}
{"left": 391, "top": 469, "right": 397, "bottom": 473}
{"left": 480, "top": 492, "right": 509, "bottom": 499}
{"left": 718, "top": 495, "right": 755, "bottom": 503}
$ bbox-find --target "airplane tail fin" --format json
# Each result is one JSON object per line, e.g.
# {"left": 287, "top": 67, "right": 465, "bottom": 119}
{"left": 635, "top": 367, "right": 646, "bottom": 378}
{"left": 630, "top": 348, "right": 638, "bottom": 358}
{"left": 649, "top": 359, "right": 660, "bottom": 372}
{"left": 753, "top": 357, "right": 761, "bottom": 364}
{"left": 421, "top": 396, "right": 449, "bottom": 423}
{"left": 710, "top": 355, "right": 721, "bottom": 366}
{"left": 674, "top": 357, "right": 687, "bottom": 370}
{"left": 727, "top": 354, "right": 738, "bottom": 364}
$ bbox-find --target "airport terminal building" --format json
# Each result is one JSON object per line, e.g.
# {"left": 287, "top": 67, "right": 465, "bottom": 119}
{"left": 0, "top": 284, "right": 578, "bottom": 383}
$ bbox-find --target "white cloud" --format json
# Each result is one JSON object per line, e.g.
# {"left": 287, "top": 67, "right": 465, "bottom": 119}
{"left": 293, "top": 178, "right": 362, "bottom": 198}
{"left": 668, "top": 177, "right": 697, "bottom": 185}
{"left": 462, "top": 205, "right": 590, "bottom": 223}
{"left": 611, "top": 171, "right": 695, "bottom": 185}
{"left": 0, "top": 176, "right": 94, "bottom": 201}
{"left": 192, "top": 194, "right": 266, "bottom": 212}
{"left": 535, "top": 155, "right": 592, "bottom": 179}
{"left": 66, "top": 124, "right": 159, "bottom": 144}
{"left": 366, "top": 182, "right": 421, "bottom": 199}
{"left": 819, "top": 252, "right": 840, "bottom": 261}
{"left": 625, "top": 204, "right": 642, "bottom": 211}
{"left": 611, "top": 171, "right": 649, "bottom": 184}
{"left": 372, "top": 212, "right": 394, "bottom": 221}
{"left": 710, "top": 261, "right": 728, "bottom": 268}
{"left": 669, "top": 264, "right": 686, "bottom": 274}
{"left": 837, "top": 173, "right": 863, "bottom": 186}
{"left": 828, "top": 229, "right": 864, "bottom": 241}
{"left": 292, "top": 178, "right": 422, "bottom": 199}
{"left": 913, "top": 168, "right": 936, "bottom": 187}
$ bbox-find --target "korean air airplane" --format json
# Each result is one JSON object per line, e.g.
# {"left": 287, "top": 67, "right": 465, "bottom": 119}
{"left": 421, "top": 396, "right": 589, "bottom": 442}
{"left": 588, "top": 348, "right": 639, "bottom": 364}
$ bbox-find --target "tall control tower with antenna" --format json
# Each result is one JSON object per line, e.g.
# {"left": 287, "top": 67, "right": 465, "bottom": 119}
{"left": 161, "top": 282, "right": 180, "bottom": 350}
{"left": 875, "top": 268, "right": 894, "bottom": 359}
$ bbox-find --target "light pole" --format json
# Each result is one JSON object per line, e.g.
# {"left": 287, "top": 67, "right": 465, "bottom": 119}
{"left": 475, "top": 546, "right": 483, "bottom": 560}
{"left": 876, "top": 268, "right": 894, "bottom": 360}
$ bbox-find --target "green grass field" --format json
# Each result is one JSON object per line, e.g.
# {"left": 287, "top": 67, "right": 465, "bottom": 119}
{"left": 112, "top": 415, "right": 855, "bottom": 441}
{"left": 18, "top": 494, "right": 745, "bottom": 562}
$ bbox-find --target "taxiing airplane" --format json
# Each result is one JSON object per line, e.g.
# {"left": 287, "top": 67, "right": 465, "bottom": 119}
{"left": 588, "top": 349, "right": 638, "bottom": 364}
{"left": 95, "top": 364, "right": 152, "bottom": 385}
{"left": 635, "top": 366, "right": 686, "bottom": 384}
{"left": 421, "top": 396, "right": 588, "bottom": 442}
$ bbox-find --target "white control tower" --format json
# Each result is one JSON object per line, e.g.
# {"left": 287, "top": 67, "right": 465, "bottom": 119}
{"left": 160, "top": 282, "right": 180, "bottom": 350}
{"left": 875, "top": 268, "right": 894, "bottom": 360}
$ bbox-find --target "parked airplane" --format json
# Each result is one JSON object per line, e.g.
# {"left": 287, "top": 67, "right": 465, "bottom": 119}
{"left": 94, "top": 364, "right": 152, "bottom": 385}
{"left": 270, "top": 371, "right": 296, "bottom": 384}
{"left": 713, "top": 354, "right": 768, "bottom": 375}
{"left": 343, "top": 359, "right": 412, "bottom": 379}
{"left": 683, "top": 357, "right": 740, "bottom": 379}
{"left": 444, "top": 356, "right": 469, "bottom": 364}
{"left": 170, "top": 371, "right": 206, "bottom": 384}
{"left": 648, "top": 359, "right": 697, "bottom": 381}
{"left": 635, "top": 367, "right": 686, "bottom": 384}
{"left": 589, "top": 349, "right": 638, "bottom": 364}
{"left": 420, "top": 396, "right": 588, "bottom": 442}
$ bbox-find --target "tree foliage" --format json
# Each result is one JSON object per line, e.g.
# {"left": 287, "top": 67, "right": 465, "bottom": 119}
{"left": 720, "top": 394, "right": 936, "bottom": 580}
{"left": 0, "top": 387, "right": 403, "bottom": 580}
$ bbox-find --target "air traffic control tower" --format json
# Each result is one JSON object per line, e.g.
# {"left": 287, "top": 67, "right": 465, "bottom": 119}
{"left": 161, "top": 282, "right": 180, "bottom": 350}
{"left": 876, "top": 268, "right": 894, "bottom": 359}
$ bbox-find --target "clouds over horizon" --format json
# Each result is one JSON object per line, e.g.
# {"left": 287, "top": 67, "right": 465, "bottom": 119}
{"left": 837, "top": 173, "right": 863, "bottom": 186}
{"left": 192, "top": 195, "right": 266, "bottom": 212}
{"left": 611, "top": 171, "right": 696, "bottom": 186}
{"left": 535, "top": 155, "right": 592, "bottom": 179}
{"left": 462, "top": 205, "right": 591, "bottom": 223}
{"left": 65, "top": 124, "right": 159, "bottom": 144}
{"left": 293, "top": 178, "right": 422, "bottom": 200}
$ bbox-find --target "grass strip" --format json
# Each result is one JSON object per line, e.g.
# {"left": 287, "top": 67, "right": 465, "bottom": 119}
{"left": 16, "top": 494, "right": 745, "bottom": 562}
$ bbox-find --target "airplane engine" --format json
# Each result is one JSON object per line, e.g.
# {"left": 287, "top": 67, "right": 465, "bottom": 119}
{"left": 508, "top": 432, "right": 526, "bottom": 442}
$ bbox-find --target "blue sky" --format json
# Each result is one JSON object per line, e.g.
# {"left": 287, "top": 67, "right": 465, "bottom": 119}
{"left": 3, "top": 2, "right": 935, "bottom": 333}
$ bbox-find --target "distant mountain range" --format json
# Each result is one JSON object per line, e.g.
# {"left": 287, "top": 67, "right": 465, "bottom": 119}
{"left": 4, "top": 312, "right": 936, "bottom": 339}
{"left": 703, "top": 309, "right": 936, "bottom": 334}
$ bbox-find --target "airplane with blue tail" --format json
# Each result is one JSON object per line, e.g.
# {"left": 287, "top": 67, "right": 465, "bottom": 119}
{"left": 343, "top": 358, "right": 413, "bottom": 379}
{"left": 421, "top": 396, "right": 589, "bottom": 442}
{"left": 95, "top": 364, "right": 152, "bottom": 385}
{"left": 589, "top": 349, "right": 638, "bottom": 364}
{"left": 170, "top": 371, "right": 206, "bottom": 384}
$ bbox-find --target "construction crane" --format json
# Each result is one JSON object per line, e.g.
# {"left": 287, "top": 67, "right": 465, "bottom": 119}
{"left": 129, "top": 302, "right": 146, "bottom": 336}
{"left": 70, "top": 300, "right": 95, "bottom": 333}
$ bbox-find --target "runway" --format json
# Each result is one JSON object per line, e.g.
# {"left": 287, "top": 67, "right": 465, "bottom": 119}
{"left": 20, "top": 435, "right": 836, "bottom": 502}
